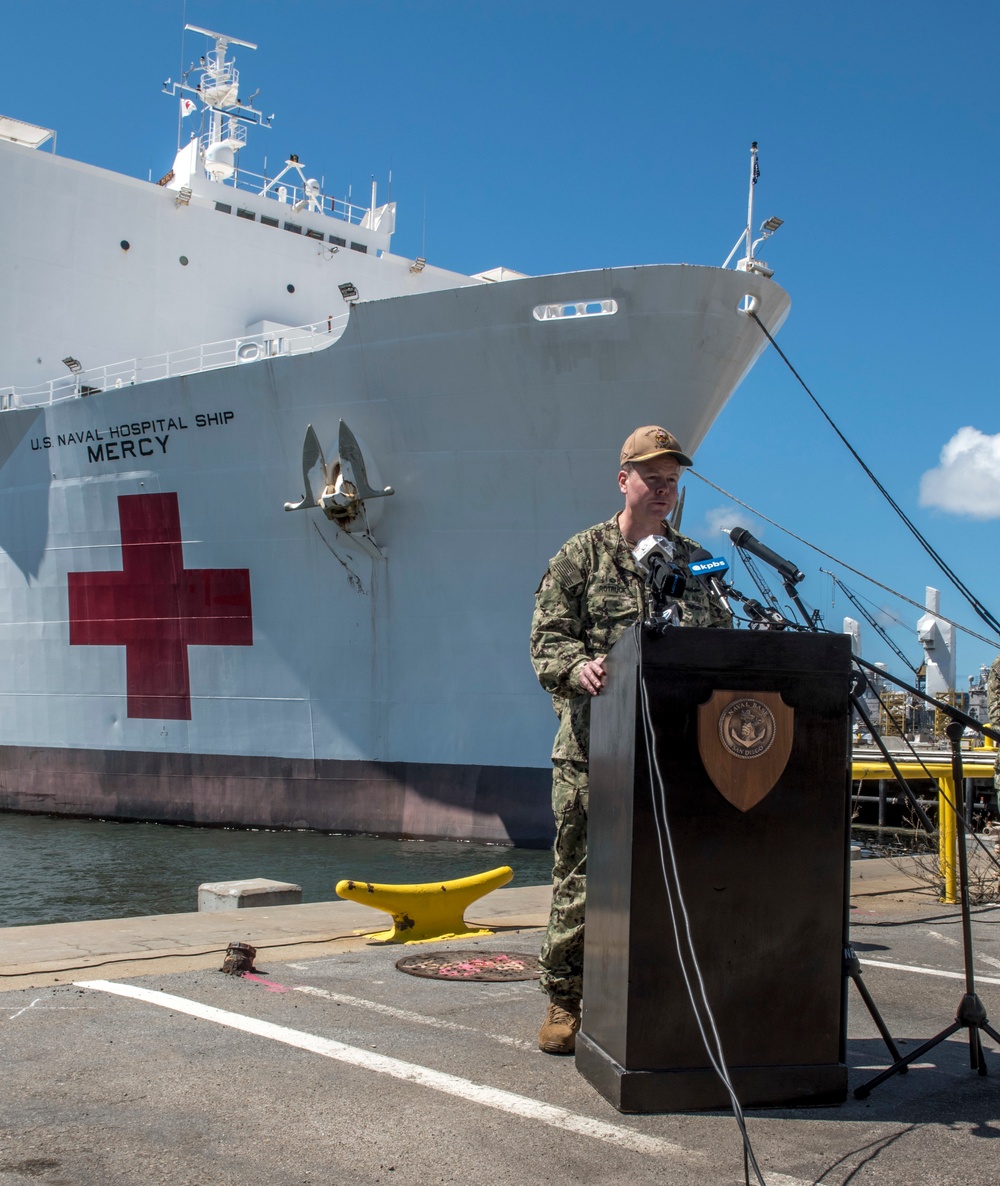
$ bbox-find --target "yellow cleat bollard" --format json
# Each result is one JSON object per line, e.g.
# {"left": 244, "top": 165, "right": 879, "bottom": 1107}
{"left": 334, "top": 865, "right": 514, "bottom": 944}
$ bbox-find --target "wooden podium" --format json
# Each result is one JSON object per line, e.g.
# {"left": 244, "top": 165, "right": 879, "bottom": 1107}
{"left": 577, "top": 627, "right": 853, "bottom": 1112}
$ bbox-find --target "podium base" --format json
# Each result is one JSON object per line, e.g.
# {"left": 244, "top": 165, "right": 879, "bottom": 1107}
{"left": 576, "top": 1032, "right": 848, "bottom": 1113}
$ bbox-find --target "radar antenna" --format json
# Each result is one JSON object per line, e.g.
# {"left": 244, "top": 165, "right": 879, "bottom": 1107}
{"left": 162, "top": 25, "right": 272, "bottom": 182}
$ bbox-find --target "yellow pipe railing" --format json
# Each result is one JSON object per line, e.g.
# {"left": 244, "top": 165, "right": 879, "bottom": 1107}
{"left": 937, "top": 774, "right": 958, "bottom": 904}
{"left": 851, "top": 758, "right": 995, "bottom": 905}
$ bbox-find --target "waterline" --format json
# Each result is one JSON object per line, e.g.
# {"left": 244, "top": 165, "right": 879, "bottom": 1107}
{"left": 0, "top": 812, "right": 552, "bottom": 928}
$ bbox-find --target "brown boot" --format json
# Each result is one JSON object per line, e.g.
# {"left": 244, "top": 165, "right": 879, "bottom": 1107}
{"left": 538, "top": 997, "right": 581, "bottom": 1055}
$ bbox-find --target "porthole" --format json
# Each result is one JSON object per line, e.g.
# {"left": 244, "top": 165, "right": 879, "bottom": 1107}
{"left": 120, "top": 240, "right": 130, "bottom": 251}
{"left": 179, "top": 255, "right": 189, "bottom": 266}
{"left": 287, "top": 284, "right": 295, "bottom": 293}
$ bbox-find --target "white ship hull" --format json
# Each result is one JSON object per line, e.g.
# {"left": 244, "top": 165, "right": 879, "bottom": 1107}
{"left": 1, "top": 263, "right": 788, "bottom": 841}
{"left": 0, "top": 35, "right": 789, "bottom": 842}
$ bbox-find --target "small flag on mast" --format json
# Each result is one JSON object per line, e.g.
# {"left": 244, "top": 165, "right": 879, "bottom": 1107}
{"left": 752, "top": 154, "right": 760, "bottom": 186}
{"left": 180, "top": 98, "right": 197, "bottom": 118}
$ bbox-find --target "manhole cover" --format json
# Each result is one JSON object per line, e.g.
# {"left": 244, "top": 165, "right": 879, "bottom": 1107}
{"left": 395, "top": 951, "right": 542, "bottom": 981}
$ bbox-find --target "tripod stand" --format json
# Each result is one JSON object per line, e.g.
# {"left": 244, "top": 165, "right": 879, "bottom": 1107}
{"left": 853, "top": 715, "right": 1000, "bottom": 1098}
{"left": 719, "top": 580, "right": 916, "bottom": 1072}
{"left": 721, "top": 575, "right": 1000, "bottom": 1094}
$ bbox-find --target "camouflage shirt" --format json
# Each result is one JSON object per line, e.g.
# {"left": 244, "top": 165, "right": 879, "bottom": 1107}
{"left": 530, "top": 515, "right": 732, "bottom": 761}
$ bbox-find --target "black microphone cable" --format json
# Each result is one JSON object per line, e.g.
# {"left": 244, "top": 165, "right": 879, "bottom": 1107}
{"left": 635, "top": 623, "right": 769, "bottom": 1186}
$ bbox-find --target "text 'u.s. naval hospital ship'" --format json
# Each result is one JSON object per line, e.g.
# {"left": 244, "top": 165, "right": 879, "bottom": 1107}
{"left": 0, "top": 27, "right": 789, "bottom": 845}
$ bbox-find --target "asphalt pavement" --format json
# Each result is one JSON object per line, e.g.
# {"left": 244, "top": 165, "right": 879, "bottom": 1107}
{"left": 2, "top": 863, "right": 1000, "bottom": 1185}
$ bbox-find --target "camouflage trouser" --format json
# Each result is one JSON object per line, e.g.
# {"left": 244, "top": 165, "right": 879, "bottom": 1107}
{"left": 539, "top": 758, "right": 588, "bottom": 1002}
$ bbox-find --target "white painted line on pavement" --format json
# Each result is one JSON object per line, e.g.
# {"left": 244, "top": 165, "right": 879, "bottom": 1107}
{"left": 75, "top": 979, "right": 735, "bottom": 1168}
{"left": 292, "top": 984, "right": 536, "bottom": 1052}
{"left": 8, "top": 997, "right": 44, "bottom": 1020}
{"left": 851, "top": 1064, "right": 935, "bottom": 1071}
{"left": 859, "top": 958, "right": 1000, "bottom": 985}
{"left": 7, "top": 997, "right": 88, "bottom": 1021}
{"left": 925, "top": 929, "right": 1000, "bottom": 972}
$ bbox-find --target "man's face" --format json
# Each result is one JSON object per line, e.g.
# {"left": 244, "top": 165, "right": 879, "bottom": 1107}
{"left": 619, "top": 458, "right": 681, "bottom": 522}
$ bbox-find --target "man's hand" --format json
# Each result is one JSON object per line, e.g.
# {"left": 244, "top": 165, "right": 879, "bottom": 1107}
{"left": 576, "top": 656, "right": 607, "bottom": 696}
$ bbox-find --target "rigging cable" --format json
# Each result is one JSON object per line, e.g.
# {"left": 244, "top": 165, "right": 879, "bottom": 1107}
{"left": 748, "top": 311, "right": 1000, "bottom": 641}
{"left": 825, "top": 573, "right": 920, "bottom": 675}
{"left": 689, "top": 470, "right": 1000, "bottom": 650}
{"left": 860, "top": 678, "right": 1000, "bottom": 875}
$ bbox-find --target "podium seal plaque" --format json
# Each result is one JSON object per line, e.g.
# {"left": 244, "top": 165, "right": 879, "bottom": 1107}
{"left": 698, "top": 690, "right": 793, "bottom": 811}
{"left": 719, "top": 698, "right": 776, "bottom": 758}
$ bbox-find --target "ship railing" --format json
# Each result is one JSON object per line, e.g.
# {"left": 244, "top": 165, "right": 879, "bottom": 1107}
{"left": 226, "top": 167, "right": 374, "bottom": 225}
{"left": 0, "top": 314, "right": 350, "bottom": 411}
{"left": 201, "top": 122, "right": 248, "bottom": 154}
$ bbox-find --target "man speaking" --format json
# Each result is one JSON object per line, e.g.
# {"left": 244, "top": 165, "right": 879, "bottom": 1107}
{"left": 529, "top": 426, "right": 731, "bottom": 1054}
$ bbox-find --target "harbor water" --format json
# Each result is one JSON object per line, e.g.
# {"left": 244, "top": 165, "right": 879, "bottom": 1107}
{"left": 0, "top": 812, "right": 553, "bottom": 929}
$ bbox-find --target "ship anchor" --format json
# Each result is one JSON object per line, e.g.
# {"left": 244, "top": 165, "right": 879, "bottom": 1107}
{"left": 283, "top": 419, "right": 394, "bottom": 529}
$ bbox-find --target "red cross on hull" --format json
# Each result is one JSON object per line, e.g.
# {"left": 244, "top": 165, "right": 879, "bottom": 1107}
{"left": 68, "top": 493, "right": 253, "bottom": 719}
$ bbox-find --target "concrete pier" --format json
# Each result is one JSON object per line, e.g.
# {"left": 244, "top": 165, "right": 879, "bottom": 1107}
{"left": 2, "top": 863, "right": 1000, "bottom": 1186}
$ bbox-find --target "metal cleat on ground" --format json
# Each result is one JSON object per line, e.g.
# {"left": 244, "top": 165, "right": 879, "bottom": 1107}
{"left": 335, "top": 866, "right": 514, "bottom": 943}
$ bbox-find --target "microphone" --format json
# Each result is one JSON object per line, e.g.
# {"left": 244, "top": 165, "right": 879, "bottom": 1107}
{"left": 726, "top": 527, "right": 805, "bottom": 586}
{"left": 688, "top": 550, "right": 729, "bottom": 581}
{"left": 632, "top": 534, "right": 674, "bottom": 570}
{"left": 633, "top": 536, "right": 686, "bottom": 604}
{"left": 688, "top": 548, "right": 732, "bottom": 614}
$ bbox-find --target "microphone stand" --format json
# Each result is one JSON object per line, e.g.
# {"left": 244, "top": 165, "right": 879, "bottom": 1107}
{"left": 718, "top": 578, "right": 911, "bottom": 1071}
{"left": 781, "top": 575, "right": 822, "bottom": 633}
{"left": 846, "top": 671, "right": 1000, "bottom": 1098}
{"left": 725, "top": 573, "right": 1000, "bottom": 1095}
{"left": 643, "top": 558, "right": 686, "bottom": 635}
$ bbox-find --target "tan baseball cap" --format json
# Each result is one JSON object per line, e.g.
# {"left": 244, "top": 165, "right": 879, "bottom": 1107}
{"left": 620, "top": 426, "right": 693, "bottom": 468}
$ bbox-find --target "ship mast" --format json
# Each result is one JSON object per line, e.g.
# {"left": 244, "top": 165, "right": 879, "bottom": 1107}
{"left": 722, "top": 142, "right": 782, "bottom": 277}
{"left": 163, "top": 25, "right": 272, "bottom": 184}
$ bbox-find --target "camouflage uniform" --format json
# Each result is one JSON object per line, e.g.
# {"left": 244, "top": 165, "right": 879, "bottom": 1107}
{"left": 986, "top": 655, "right": 1000, "bottom": 794}
{"left": 529, "top": 515, "right": 731, "bottom": 1000}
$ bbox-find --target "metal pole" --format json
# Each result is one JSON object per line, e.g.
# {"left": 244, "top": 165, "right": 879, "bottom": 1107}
{"left": 945, "top": 722, "right": 978, "bottom": 999}
{"left": 939, "top": 775, "right": 958, "bottom": 905}
{"left": 745, "top": 143, "right": 757, "bottom": 263}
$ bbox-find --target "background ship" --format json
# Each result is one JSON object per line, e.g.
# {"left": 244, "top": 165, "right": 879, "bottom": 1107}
{"left": 0, "top": 27, "right": 789, "bottom": 844}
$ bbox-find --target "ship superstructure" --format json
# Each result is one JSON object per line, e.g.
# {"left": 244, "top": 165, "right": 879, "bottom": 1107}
{"left": 0, "top": 29, "right": 789, "bottom": 843}
{"left": 0, "top": 26, "right": 497, "bottom": 405}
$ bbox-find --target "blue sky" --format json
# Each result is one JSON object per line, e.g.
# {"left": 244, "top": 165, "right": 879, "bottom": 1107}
{"left": 4, "top": 1, "right": 1000, "bottom": 686}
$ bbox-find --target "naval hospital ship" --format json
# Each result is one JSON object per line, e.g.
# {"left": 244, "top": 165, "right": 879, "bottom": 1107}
{"left": 0, "top": 28, "right": 789, "bottom": 844}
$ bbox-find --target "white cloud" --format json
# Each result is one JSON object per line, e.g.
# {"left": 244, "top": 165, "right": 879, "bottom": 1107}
{"left": 920, "top": 427, "right": 1000, "bottom": 519}
{"left": 702, "top": 504, "right": 758, "bottom": 541}
{"left": 874, "top": 604, "right": 910, "bottom": 630}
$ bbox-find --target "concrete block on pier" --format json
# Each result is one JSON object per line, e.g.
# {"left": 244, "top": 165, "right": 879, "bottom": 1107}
{"left": 198, "top": 878, "right": 303, "bottom": 911}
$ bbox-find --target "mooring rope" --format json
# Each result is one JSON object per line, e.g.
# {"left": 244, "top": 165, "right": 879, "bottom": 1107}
{"left": 689, "top": 469, "right": 1000, "bottom": 651}
{"left": 747, "top": 310, "right": 1000, "bottom": 641}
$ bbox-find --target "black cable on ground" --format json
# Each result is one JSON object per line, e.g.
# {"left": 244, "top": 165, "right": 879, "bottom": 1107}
{"left": 0, "top": 929, "right": 383, "bottom": 978}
